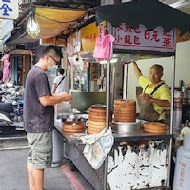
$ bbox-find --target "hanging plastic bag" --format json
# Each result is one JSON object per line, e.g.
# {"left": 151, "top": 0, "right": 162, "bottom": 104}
{"left": 1, "top": 54, "right": 10, "bottom": 83}
{"left": 93, "top": 32, "right": 115, "bottom": 62}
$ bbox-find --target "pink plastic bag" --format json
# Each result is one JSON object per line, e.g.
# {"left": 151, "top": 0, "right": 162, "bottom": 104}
{"left": 1, "top": 54, "right": 10, "bottom": 83}
{"left": 93, "top": 33, "right": 115, "bottom": 61}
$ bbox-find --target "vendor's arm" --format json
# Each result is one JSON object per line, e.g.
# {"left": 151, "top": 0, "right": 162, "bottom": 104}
{"left": 39, "top": 93, "right": 72, "bottom": 107}
{"left": 139, "top": 93, "right": 170, "bottom": 107}
{"left": 132, "top": 61, "right": 142, "bottom": 79}
{"left": 149, "top": 97, "right": 170, "bottom": 107}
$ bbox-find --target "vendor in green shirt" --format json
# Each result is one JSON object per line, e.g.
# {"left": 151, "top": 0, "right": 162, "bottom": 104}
{"left": 132, "top": 61, "right": 171, "bottom": 122}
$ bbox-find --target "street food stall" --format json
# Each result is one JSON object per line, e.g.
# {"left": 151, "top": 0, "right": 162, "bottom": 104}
{"left": 53, "top": 0, "right": 190, "bottom": 189}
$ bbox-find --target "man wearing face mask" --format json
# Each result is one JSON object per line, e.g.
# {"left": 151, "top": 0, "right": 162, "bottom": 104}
{"left": 24, "top": 45, "right": 72, "bottom": 190}
{"left": 132, "top": 61, "right": 171, "bottom": 123}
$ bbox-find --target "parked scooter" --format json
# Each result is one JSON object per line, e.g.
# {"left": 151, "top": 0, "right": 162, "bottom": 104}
{"left": 0, "top": 83, "right": 24, "bottom": 124}
{"left": 0, "top": 113, "right": 12, "bottom": 125}
{"left": 0, "top": 103, "right": 13, "bottom": 126}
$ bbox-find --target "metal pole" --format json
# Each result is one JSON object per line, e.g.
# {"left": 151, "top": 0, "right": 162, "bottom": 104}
{"left": 103, "top": 60, "right": 110, "bottom": 190}
{"left": 170, "top": 56, "right": 175, "bottom": 138}
{"left": 167, "top": 55, "right": 175, "bottom": 187}
{"left": 106, "top": 60, "right": 110, "bottom": 130}
{"left": 70, "top": 63, "right": 74, "bottom": 91}
{"left": 111, "top": 65, "right": 115, "bottom": 110}
{"left": 103, "top": 158, "right": 108, "bottom": 190}
{"left": 126, "top": 64, "right": 129, "bottom": 99}
{"left": 123, "top": 64, "right": 127, "bottom": 99}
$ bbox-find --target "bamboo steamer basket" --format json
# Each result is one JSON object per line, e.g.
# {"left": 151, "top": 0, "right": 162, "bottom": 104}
{"left": 114, "top": 99, "right": 136, "bottom": 122}
{"left": 88, "top": 121, "right": 113, "bottom": 134}
{"left": 63, "top": 121, "right": 85, "bottom": 133}
{"left": 88, "top": 107, "right": 106, "bottom": 122}
{"left": 114, "top": 107, "right": 136, "bottom": 113}
{"left": 114, "top": 99, "right": 136, "bottom": 106}
{"left": 88, "top": 114, "right": 106, "bottom": 122}
{"left": 89, "top": 107, "right": 107, "bottom": 113}
{"left": 88, "top": 106, "right": 108, "bottom": 134}
{"left": 113, "top": 115, "right": 136, "bottom": 122}
{"left": 144, "top": 122, "right": 166, "bottom": 134}
{"left": 88, "top": 128, "right": 103, "bottom": 134}
{"left": 88, "top": 121, "right": 106, "bottom": 129}
{"left": 88, "top": 120, "right": 106, "bottom": 134}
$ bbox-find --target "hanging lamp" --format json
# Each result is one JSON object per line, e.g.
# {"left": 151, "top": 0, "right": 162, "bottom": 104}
{"left": 26, "top": 5, "right": 40, "bottom": 38}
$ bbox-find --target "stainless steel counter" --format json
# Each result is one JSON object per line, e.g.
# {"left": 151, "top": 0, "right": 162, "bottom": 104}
{"left": 55, "top": 119, "right": 175, "bottom": 143}
{"left": 113, "top": 130, "right": 175, "bottom": 141}
{"left": 54, "top": 118, "right": 175, "bottom": 190}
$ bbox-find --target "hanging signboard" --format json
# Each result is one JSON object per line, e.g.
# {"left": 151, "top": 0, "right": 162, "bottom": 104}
{"left": 0, "top": 19, "right": 13, "bottom": 39}
{"left": 81, "top": 22, "right": 98, "bottom": 52}
{"left": 80, "top": 21, "right": 107, "bottom": 52}
{"left": 108, "top": 23, "right": 176, "bottom": 52}
{"left": 0, "top": 0, "right": 19, "bottom": 19}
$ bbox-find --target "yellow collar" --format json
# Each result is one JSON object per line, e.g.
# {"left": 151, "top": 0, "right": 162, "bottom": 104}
{"left": 148, "top": 80, "right": 164, "bottom": 88}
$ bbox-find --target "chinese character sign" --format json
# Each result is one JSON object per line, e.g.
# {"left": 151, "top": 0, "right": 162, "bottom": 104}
{"left": 109, "top": 23, "right": 176, "bottom": 52}
{"left": 0, "top": 0, "right": 18, "bottom": 19}
{"left": 81, "top": 22, "right": 99, "bottom": 52}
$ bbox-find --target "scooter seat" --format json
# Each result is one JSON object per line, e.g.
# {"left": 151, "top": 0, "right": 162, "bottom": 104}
{"left": 0, "top": 103, "right": 13, "bottom": 113}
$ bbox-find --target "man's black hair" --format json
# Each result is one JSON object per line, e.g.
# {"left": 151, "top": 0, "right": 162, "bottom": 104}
{"left": 58, "top": 68, "right": 65, "bottom": 75}
{"left": 42, "top": 45, "right": 62, "bottom": 58}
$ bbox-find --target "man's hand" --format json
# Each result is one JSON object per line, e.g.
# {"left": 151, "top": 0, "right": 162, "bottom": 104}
{"left": 60, "top": 93, "right": 72, "bottom": 102}
{"left": 139, "top": 93, "right": 152, "bottom": 103}
{"left": 55, "top": 92, "right": 72, "bottom": 102}
{"left": 139, "top": 93, "right": 170, "bottom": 107}
{"left": 39, "top": 93, "right": 72, "bottom": 107}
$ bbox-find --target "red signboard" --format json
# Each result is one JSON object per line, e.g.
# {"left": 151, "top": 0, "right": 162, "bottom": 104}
{"left": 108, "top": 23, "right": 176, "bottom": 52}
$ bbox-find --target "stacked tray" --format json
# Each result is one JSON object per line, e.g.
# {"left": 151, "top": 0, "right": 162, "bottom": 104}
{"left": 63, "top": 121, "right": 85, "bottom": 133}
{"left": 88, "top": 107, "right": 106, "bottom": 134}
{"left": 114, "top": 99, "right": 136, "bottom": 122}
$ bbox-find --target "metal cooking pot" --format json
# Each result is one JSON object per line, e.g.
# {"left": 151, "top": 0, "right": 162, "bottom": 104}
{"left": 112, "top": 120, "right": 141, "bottom": 134}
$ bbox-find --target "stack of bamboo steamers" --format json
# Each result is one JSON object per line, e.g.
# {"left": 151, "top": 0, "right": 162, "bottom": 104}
{"left": 88, "top": 100, "right": 137, "bottom": 134}
{"left": 88, "top": 106, "right": 108, "bottom": 134}
{"left": 111, "top": 99, "right": 140, "bottom": 134}
{"left": 114, "top": 99, "right": 136, "bottom": 122}
{"left": 113, "top": 99, "right": 166, "bottom": 134}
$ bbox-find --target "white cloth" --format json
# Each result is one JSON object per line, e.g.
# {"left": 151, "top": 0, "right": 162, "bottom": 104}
{"left": 80, "top": 127, "right": 114, "bottom": 169}
{"left": 53, "top": 75, "right": 69, "bottom": 93}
